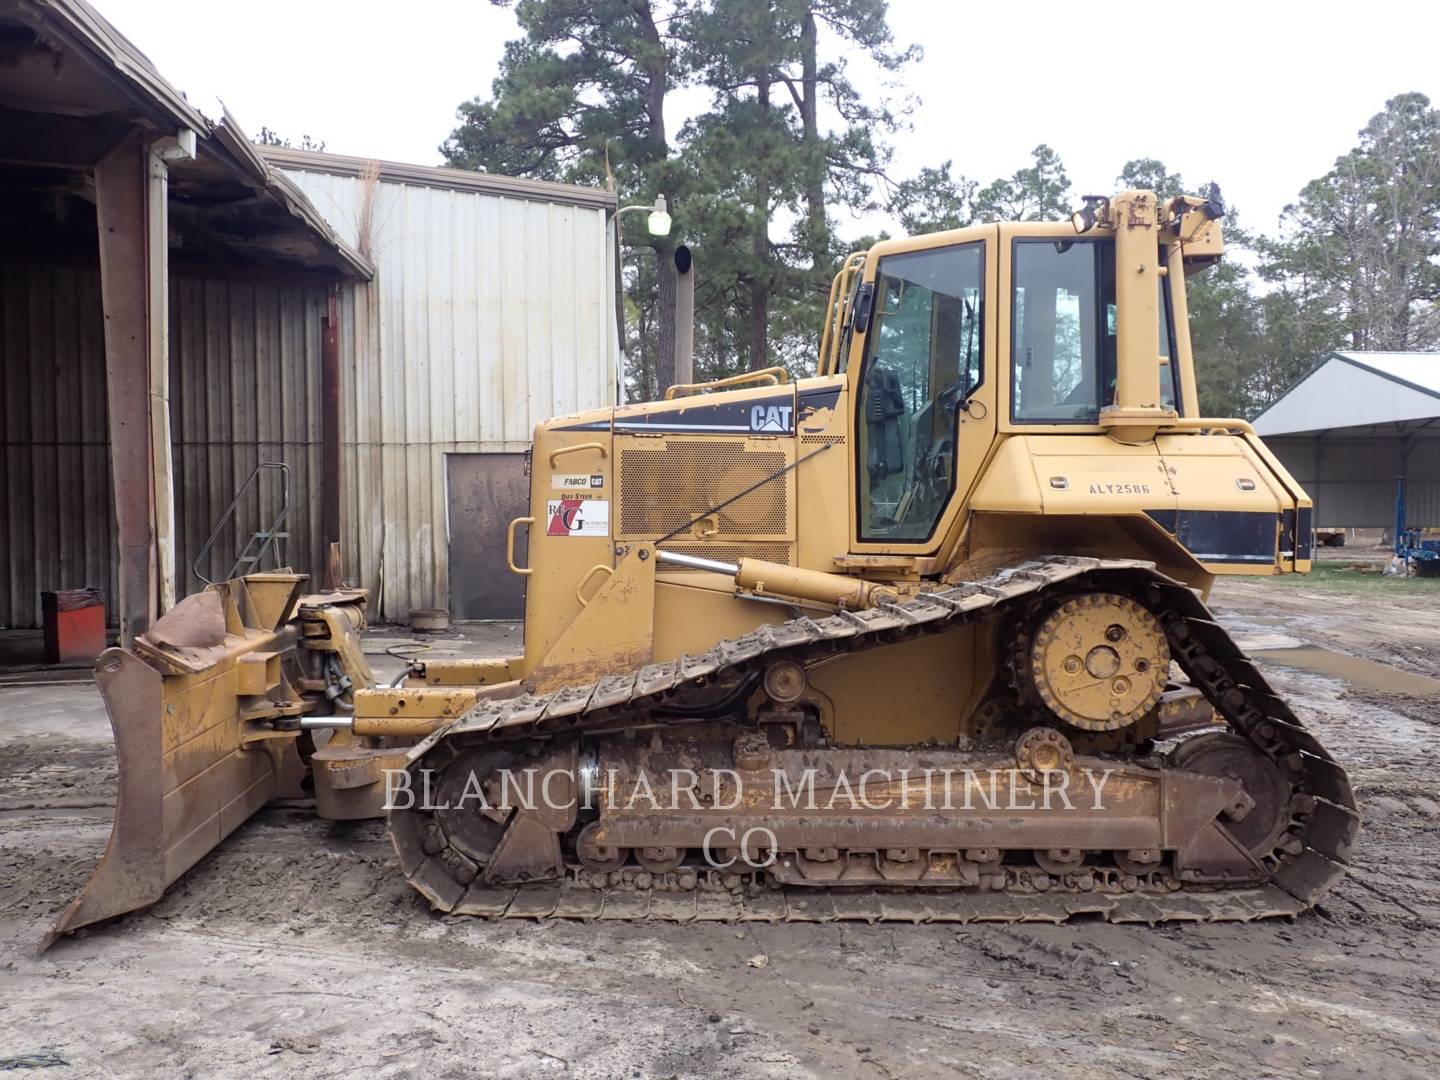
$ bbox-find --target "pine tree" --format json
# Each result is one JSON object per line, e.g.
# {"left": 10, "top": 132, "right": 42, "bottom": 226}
{"left": 1266, "top": 93, "right": 1440, "bottom": 351}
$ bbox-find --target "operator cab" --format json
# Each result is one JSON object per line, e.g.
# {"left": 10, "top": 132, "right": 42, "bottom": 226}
{"left": 850, "top": 227, "right": 1185, "bottom": 543}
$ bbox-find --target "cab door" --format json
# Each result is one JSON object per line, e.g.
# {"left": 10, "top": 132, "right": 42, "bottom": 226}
{"left": 848, "top": 228, "right": 998, "bottom": 552}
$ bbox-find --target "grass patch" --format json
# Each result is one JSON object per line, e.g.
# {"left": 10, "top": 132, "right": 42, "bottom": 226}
{"left": 1259, "top": 560, "right": 1440, "bottom": 595}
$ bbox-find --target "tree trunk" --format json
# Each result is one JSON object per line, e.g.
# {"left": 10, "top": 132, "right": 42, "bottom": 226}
{"left": 750, "top": 79, "right": 771, "bottom": 372}
{"left": 800, "top": 10, "right": 827, "bottom": 275}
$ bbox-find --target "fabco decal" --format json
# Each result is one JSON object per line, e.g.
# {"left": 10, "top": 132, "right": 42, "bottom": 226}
{"left": 750, "top": 404, "right": 793, "bottom": 432}
{"left": 546, "top": 498, "right": 609, "bottom": 537}
{"left": 552, "top": 472, "right": 605, "bottom": 491}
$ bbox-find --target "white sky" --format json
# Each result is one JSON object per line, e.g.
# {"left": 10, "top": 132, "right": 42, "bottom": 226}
{"left": 95, "top": 0, "right": 1440, "bottom": 239}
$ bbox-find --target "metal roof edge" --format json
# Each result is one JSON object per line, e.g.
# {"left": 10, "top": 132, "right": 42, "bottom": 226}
{"left": 207, "top": 114, "right": 374, "bottom": 280}
{"left": 1254, "top": 350, "right": 1440, "bottom": 434}
{"left": 1332, "top": 351, "right": 1440, "bottom": 402}
{"left": 259, "top": 146, "right": 619, "bottom": 211}
{"left": 18, "top": 0, "right": 209, "bottom": 135}
{"left": 10, "top": 1, "right": 371, "bottom": 280}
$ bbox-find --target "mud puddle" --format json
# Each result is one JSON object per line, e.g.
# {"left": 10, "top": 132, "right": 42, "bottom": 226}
{"left": 1251, "top": 644, "right": 1440, "bottom": 696}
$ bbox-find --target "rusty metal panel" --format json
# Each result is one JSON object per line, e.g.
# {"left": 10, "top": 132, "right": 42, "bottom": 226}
{"left": 0, "top": 255, "right": 118, "bottom": 628}
{"left": 446, "top": 452, "right": 530, "bottom": 619}
{"left": 278, "top": 166, "right": 620, "bottom": 619}
{"left": 168, "top": 274, "right": 330, "bottom": 595}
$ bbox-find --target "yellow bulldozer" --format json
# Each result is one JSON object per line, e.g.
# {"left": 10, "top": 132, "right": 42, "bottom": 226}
{"left": 50, "top": 189, "right": 1358, "bottom": 940}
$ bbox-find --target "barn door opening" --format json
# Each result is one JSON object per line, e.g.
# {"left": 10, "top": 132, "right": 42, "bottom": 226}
{"left": 446, "top": 452, "right": 529, "bottom": 619}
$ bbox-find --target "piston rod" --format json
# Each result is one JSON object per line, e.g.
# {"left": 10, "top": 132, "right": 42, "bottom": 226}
{"left": 300, "top": 716, "right": 353, "bottom": 730}
{"left": 655, "top": 549, "right": 740, "bottom": 575}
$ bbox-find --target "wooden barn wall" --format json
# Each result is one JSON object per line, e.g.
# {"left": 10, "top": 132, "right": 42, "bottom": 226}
{"left": 0, "top": 253, "right": 329, "bottom": 628}
{"left": 1269, "top": 435, "right": 1440, "bottom": 528}
{"left": 283, "top": 168, "right": 619, "bottom": 619}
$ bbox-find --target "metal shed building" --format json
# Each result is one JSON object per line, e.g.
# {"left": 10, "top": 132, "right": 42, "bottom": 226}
{"left": 1, "top": 0, "right": 621, "bottom": 637}
{"left": 1, "top": 0, "right": 370, "bottom": 639}
{"left": 261, "top": 149, "right": 621, "bottom": 621}
{"left": 1253, "top": 351, "right": 1440, "bottom": 529}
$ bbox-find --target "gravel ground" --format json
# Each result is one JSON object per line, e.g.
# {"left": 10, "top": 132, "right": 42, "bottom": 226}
{"left": 2, "top": 574, "right": 1439, "bottom": 1079}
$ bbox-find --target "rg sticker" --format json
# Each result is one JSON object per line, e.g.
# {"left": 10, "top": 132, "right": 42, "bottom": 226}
{"left": 546, "top": 498, "right": 609, "bottom": 537}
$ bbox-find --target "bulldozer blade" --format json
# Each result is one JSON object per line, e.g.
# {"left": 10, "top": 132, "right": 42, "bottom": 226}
{"left": 44, "top": 578, "right": 314, "bottom": 948}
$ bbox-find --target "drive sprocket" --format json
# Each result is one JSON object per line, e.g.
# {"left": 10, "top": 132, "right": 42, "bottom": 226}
{"left": 1019, "top": 592, "right": 1169, "bottom": 732}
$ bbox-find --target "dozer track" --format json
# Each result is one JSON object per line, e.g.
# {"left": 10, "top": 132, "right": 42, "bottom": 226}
{"left": 389, "top": 557, "right": 1359, "bottom": 925}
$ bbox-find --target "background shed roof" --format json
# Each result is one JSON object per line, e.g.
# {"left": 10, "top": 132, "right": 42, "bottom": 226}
{"left": 1253, "top": 351, "right": 1440, "bottom": 437}
{"left": 260, "top": 146, "right": 618, "bottom": 212}
{"left": 1, "top": 0, "right": 371, "bottom": 278}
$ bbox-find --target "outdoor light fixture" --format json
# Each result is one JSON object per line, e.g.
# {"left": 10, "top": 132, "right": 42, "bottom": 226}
{"left": 1071, "top": 194, "right": 1109, "bottom": 234}
{"left": 646, "top": 194, "right": 671, "bottom": 237}
{"left": 614, "top": 193, "right": 672, "bottom": 237}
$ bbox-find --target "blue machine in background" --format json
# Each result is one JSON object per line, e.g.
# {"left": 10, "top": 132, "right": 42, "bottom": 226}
{"left": 1394, "top": 476, "right": 1440, "bottom": 577}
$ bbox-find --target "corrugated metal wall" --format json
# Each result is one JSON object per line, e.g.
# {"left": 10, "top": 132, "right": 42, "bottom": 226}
{"left": 169, "top": 275, "right": 330, "bottom": 596}
{"left": 0, "top": 253, "right": 329, "bottom": 627}
{"left": 280, "top": 168, "right": 619, "bottom": 619}
{"left": 0, "top": 257, "right": 114, "bottom": 628}
{"left": 1269, "top": 435, "right": 1440, "bottom": 527}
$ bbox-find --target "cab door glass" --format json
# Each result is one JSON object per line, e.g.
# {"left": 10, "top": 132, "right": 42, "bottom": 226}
{"left": 857, "top": 243, "right": 984, "bottom": 541}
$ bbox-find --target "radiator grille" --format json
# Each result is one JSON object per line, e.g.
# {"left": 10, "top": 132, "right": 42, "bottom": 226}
{"left": 800, "top": 434, "right": 846, "bottom": 446}
{"left": 618, "top": 440, "right": 790, "bottom": 538}
{"left": 658, "top": 542, "right": 794, "bottom": 571}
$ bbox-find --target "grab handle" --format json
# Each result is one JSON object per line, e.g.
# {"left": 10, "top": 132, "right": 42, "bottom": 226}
{"left": 507, "top": 517, "right": 534, "bottom": 576}
{"left": 575, "top": 564, "right": 614, "bottom": 607}
{"left": 548, "top": 442, "right": 608, "bottom": 468}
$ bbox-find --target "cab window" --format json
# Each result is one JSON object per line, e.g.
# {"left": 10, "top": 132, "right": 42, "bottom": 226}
{"left": 1011, "top": 238, "right": 1180, "bottom": 422}
{"left": 1011, "top": 239, "right": 1111, "bottom": 422}
{"left": 856, "top": 242, "right": 984, "bottom": 541}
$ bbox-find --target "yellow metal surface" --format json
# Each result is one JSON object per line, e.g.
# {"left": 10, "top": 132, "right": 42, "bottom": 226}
{"left": 812, "top": 626, "right": 990, "bottom": 745}
{"left": 413, "top": 657, "right": 518, "bottom": 686}
{"left": 794, "top": 374, "right": 851, "bottom": 569}
{"left": 311, "top": 736, "right": 411, "bottom": 820}
{"left": 650, "top": 577, "right": 785, "bottom": 661}
{"left": 525, "top": 544, "right": 657, "bottom": 693}
{"left": 818, "top": 252, "right": 866, "bottom": 375}
{"left": 847, "top": 225, "right": 1001, "bottom": 559}
{"left": 616, "top": 433, "right": 795, "bottom": 545}
{"left": 352, "top": 686, "right": 482, "bottom": 724}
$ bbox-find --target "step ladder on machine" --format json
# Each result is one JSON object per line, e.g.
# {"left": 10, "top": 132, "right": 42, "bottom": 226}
{"left": 192, "top": 461, "right": 291, "bottom": 585}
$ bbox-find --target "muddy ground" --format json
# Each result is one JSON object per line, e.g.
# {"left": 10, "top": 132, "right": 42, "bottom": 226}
{"left": 3, "top": 564, "right": 1440, "bottom": 1078}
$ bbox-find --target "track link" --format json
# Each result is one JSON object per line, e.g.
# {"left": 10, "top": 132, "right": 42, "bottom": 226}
{"left": 390, "top": 557, "right": 1360, "bottom": 924}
